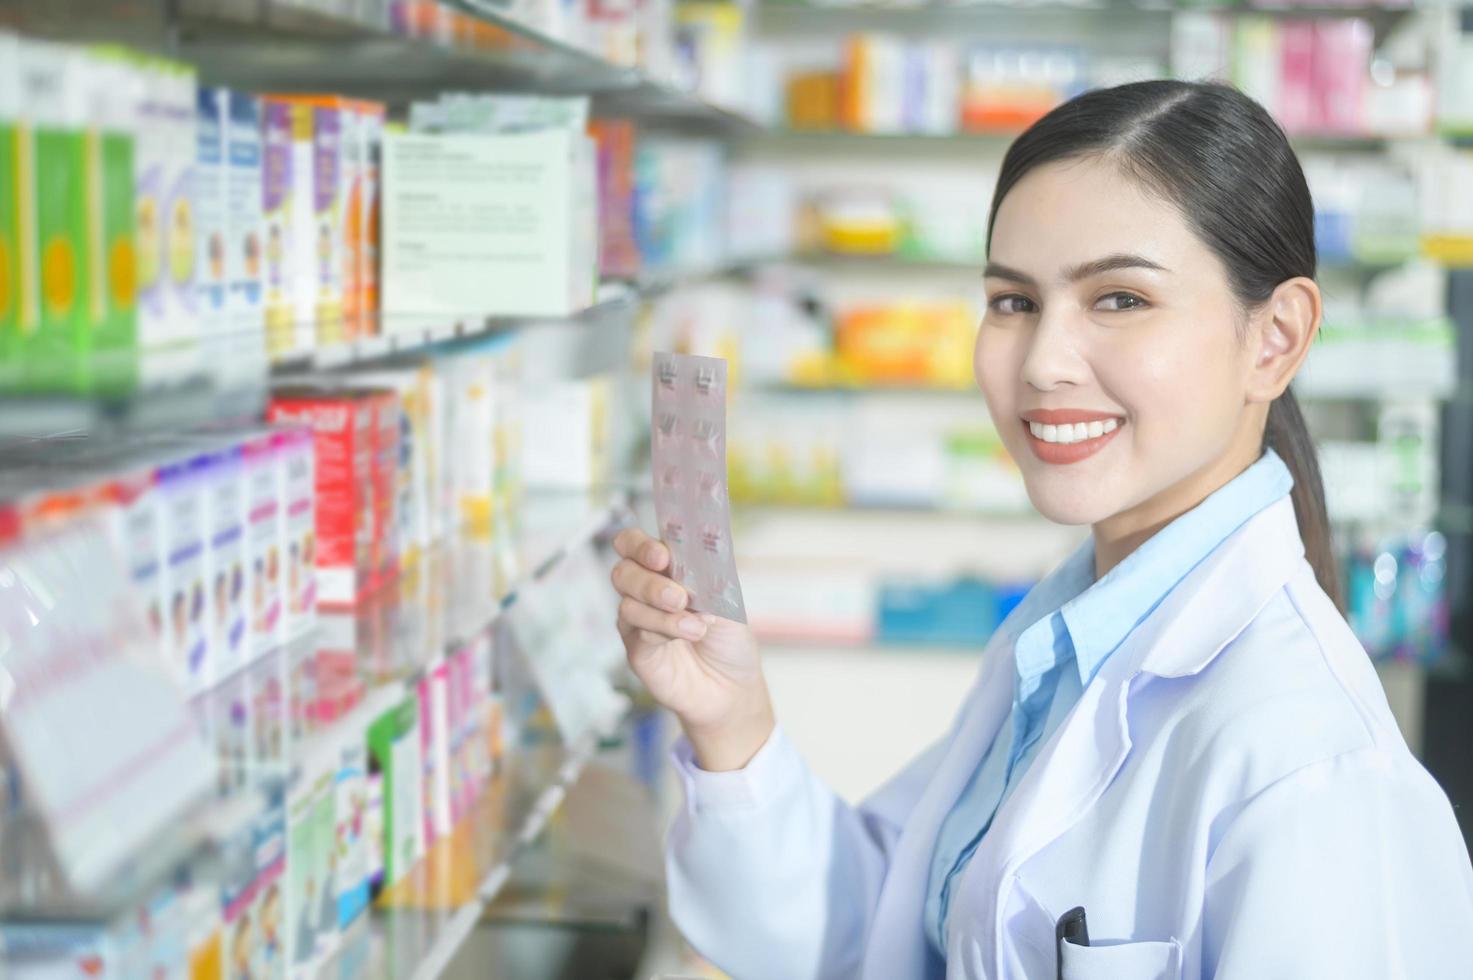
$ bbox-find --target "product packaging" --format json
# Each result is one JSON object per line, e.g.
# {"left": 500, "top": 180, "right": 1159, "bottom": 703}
{"left": 380, "top": 129, "right": 598, "bottom": 322}
{"left": 18, "top": 39, "right": 91, "bottom": 393}
{"left": 248, "top": 645, "right": 287, "bottom": 778}
{"left": 200, "top": 442, "right": 248, "bottom": 682}
{"left": 218, "top": 816, "right": 258, "bottom": 980}
{"left": 196, "top": 87, "right": 229, "bottom": 381}
{"left": 253, "top": 793, "right": 288, "bottom": 979}
{"left": 372, "top": 390, "right": 400, "bottom": 586}
{"left": 225, "top": 89, "right": 268, "bottom": 385}
{"left": 274, "top": 425, "right": 317, "bottom": 637}
{"left": 242, "top": 430, "right": 284, "bottom": 655}
{"left": 339, "top": 99, "right": 365, "bottom": 343}
{"left": 85, "top": 45, "right": 141, "bottom": 395}
{"left": 210, "top": 666, "right": 252, "bottom": 796}
{"left": 135, "top": 55, "right": 200, "bottom": 385}
{"left": 262, "top": 97, "right": 296, "bottom": 358}
{"left": 521, "top": 376, "right": 611, "bottom": 489}
{"left": 442, "top": 349, "right": 497, "bottom": 534}
{"left": 650, "top": 352, "right": 746, "bottom": 622}
{"left": 158, "top": 452, "right": 211, "bottom": 692}
{"left": 0, "top": 32, "right": 24, "bottom": 390}
{"left": 0, "top": 923, "right": 122, "bottom": 978}
{"left": 267, "top": 392, "right": 376, "bottom": 606}
{"left": 366, "top": 697, "right": 424, "bottom": 888}
{"left": 310, "top": 767, "right": 339, "bottom": 955}
{"left": 346, "top": 366, "right": 433, "bottom": 570}
{"left": 183, "top": 877, "right": 223, "bottom": 980}
{"left": 419, "top": 661, "right": 452, "bottom": 842}
{"left": 357, "top": 100, "right": 385, "bottom": 336}
{"left": 285, "top": 777, "right": 321, "bottom": 971}
{"left": 335, "top": 742, "right": 371, "bottom": 928}
{"left": 588, "top": 120, "right": 639, "bottom": 278}
{"left": 275, "top": 96, "right": 346, "bottom": 349}
{"left": 83, "top": 458, "right": 165, "bottom": 645}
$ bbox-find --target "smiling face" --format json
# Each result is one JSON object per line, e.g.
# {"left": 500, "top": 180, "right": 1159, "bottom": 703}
{"left": 976, "top": 155, "right": 1269, "bottom": 533}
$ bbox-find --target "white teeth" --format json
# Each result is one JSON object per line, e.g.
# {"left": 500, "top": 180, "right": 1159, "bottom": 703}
{"left": 1027, "top": 417, "right": 1123, "bottom": 444}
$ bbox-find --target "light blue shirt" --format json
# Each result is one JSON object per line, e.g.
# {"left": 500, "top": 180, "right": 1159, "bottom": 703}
{"left": 924, "top": 449, "right": 1295, "bottom": 955}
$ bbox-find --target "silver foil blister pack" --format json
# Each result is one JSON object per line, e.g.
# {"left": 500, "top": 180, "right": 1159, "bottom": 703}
{"left": 651, "top": 353, "right": 747, "bottom": 623}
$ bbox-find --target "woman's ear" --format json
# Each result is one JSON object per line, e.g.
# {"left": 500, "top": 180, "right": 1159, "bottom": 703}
{"left": 1247, "top": 276, "right": 1320, "bottom": 403}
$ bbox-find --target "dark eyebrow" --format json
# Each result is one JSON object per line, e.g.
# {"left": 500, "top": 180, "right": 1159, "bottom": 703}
{"left": 1064, "top": 253, "right": 1170, "bottom": 281}
{"left": 982, "top": 262, "right": 1037, "bottom": 287}
{"left": 984, "top": 253, "right": 1169, "bottom": 288}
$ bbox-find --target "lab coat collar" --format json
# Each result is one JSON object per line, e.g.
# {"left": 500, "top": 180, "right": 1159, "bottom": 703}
{"left": 1060, "top": 449, "right": 1294, "bottom": 686}
{"left": 973, "top": 493, "right": 1308, "bottom": 976}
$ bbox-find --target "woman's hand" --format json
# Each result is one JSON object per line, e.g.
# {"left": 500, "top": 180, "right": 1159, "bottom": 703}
{"left": 612, "top": 527, "right": 775, "bottom": 772}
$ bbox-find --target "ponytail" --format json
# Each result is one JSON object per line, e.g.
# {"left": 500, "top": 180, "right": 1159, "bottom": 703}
{"left": 1265, "top": 388, "right": 1342, "bottom": 611}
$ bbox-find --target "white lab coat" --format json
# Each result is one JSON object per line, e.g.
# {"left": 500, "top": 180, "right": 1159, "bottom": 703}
{"left": 665, "top": 496, "right": 1473, "bottom": 979}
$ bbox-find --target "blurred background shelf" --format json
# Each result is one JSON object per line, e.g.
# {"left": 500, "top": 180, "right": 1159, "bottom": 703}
{"left": 753, "top": 0, "right": 1416, "bottom": 47}
{"left": 747, "top": 127, "right": 1411, "bottom": 154}
{"left": 4, "top": 0, "right": 764, "bottom": 133}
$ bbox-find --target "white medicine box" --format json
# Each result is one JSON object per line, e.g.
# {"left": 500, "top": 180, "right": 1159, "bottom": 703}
{"left": 380, "top": 130, "right": 597, "bottom": 326}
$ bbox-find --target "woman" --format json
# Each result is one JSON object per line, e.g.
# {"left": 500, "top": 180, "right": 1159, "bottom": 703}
{"left": 612, "top": 81, "right": 1473, "bottom": 979}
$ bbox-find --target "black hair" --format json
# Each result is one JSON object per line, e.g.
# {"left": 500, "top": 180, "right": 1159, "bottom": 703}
{"left": 987, "top": 79, "right": 1340, "bottom": 609}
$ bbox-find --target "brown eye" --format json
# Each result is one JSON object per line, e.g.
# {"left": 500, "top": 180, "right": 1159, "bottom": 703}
{"left": 989, "top": 294, "right": 1037, "bottom": 315}
{"left": 1095, "top": 292, "right": 1148, "bottom": 312}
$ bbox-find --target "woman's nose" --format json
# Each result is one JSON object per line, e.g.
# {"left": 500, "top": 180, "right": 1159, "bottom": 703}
{"left": 1020, "top": 308, "right": 1089, "bottom": 393}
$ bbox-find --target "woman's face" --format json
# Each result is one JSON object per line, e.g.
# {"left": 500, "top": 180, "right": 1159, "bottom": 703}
{"left": 976, "top": 156, "right": 1260, "bottom": 528}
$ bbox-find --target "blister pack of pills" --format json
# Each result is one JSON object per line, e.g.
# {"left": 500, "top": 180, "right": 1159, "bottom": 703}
{"left": 651, "top": 352, "right": 747, "bottom": 624}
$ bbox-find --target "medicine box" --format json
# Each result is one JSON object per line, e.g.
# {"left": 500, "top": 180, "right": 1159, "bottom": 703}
{"left": 267, "top": 392, "right": 377, "bottom": 607}
{"left": 381, "top": 130, "right": 598, "bottom": 323}
{"left": 196, "top": 87, "right": 229, "bottom": 383}
{"left": 225, "top": 90, "right": 267, "bottom": 386}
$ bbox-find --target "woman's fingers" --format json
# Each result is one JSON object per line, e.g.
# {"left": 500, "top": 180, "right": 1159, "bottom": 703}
{"left": 618, "top": 596, "right": 708, "bottom": 642}
{"left": 611, "top": 558, "right": 687, "bottom": 612}
{"left": 617, "top": 615, "right": 666, "bottom": 649}
{"left": 612, "top": 527, "right": 670, "bottom": 572}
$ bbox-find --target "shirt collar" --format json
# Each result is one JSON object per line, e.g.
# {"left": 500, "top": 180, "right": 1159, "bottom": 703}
{"left": 1058, "top": 448, "right": 1295, "bottom": 687}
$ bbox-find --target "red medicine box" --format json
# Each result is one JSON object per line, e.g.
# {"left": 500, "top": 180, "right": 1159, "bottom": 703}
{"left": 267, "top": 391, "right": 377, "bottom": 607}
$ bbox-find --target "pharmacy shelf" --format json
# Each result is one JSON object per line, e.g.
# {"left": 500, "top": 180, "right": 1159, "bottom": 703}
{"left": 272, "top": 259, "right": 775, "bottom": 373}
{"left": 167, "top": 0, "right": 761, "bottom": 132}
{"left": 755, "top": 0, "right": 1415, "bottom": 47}
{"left": 0, "top": 491, "right": 626, "bottom": 923}
{"left": 745, "top": 128, "right": 1407, "bottom": 155}
{"left": 305, "top": 731, "right": 605, "bottom": 980}
{"left": 8, "top": 0, "right": 762, "bottom": 131}
{"left": 0, "top": 379, "right": 270, "bottom": 444}
{"left": 269, "top": 286, "right": 639, "bottom": 374}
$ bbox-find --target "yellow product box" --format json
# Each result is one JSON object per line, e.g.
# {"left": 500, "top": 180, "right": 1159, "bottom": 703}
{"left": 17, "top": 38, "right": 91, "bottom": 393}
{"left": 86, "top": 50, "right": 141, "bottom": 396}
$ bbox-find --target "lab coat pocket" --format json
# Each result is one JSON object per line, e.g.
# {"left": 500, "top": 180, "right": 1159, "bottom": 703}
{"left": 1059, "top": 937, "right": 1182, "bottom": 980}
